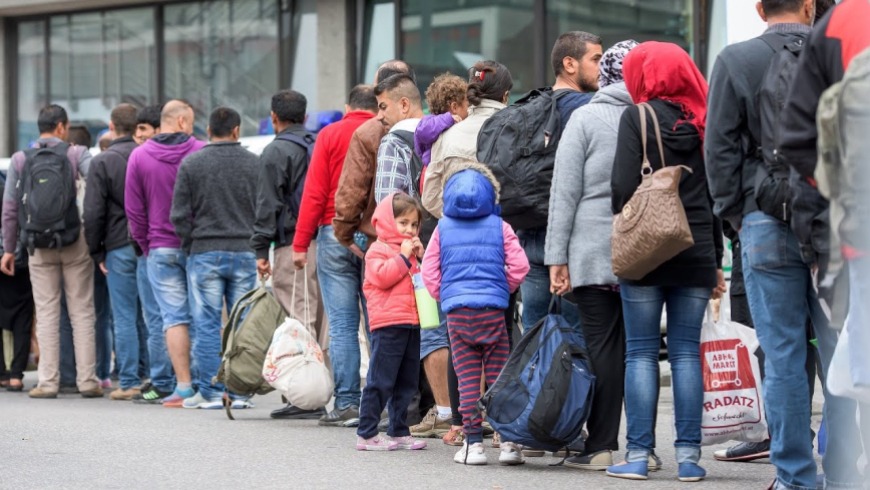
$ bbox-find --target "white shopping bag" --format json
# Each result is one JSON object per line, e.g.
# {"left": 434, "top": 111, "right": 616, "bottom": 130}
{"left": 700, "top": 302, "right": 768, "bottom": 445}
{"left": 827, "top": 319, "right": 870, "bottom": 404}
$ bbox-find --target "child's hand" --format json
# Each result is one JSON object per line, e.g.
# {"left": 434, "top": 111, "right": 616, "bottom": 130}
{"left": 452, "top": 114, "right": 462, "bottom": 123}
{"left": 411, "top": 237, "right": 425, "bottom": 258}
{"left": 401, "top": 239, "right": 414, "bottom": 259}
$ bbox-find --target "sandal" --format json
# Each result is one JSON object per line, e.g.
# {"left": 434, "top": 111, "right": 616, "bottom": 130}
{"left": 6, "top": 379, "right": 24, "bottom": 392}
{"left": 0, "top": 379, "right": 9, "bottom": 388}
{"left": 443, "top": 426, "right": 465, "bottom": 446}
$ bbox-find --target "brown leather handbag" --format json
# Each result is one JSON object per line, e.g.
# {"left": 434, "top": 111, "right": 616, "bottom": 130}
{"left": 611, "top": 102, "right": 694, "bottom": 281}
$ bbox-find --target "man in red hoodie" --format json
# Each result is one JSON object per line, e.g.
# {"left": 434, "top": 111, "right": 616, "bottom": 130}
{"left": 284, "top": 85, "right": 377, "bottom": 423}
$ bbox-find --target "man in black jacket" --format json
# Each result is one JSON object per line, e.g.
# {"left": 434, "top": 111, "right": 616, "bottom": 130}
{"left": 83, "top": 103, "right": 148, "bottom": 401}
{"left": 251, "top": 90, "right": 327, "bottom": 419}
{"left": 705, "top": 1, "right": 823, "bottom": 487}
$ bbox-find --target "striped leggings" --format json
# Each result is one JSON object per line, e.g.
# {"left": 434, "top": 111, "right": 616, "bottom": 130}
{"left": 446, "top": 307, "right": 509, "bottom": 444}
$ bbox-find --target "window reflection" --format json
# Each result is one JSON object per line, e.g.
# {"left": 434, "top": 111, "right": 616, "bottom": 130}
{"left": 363, "top": 0, "right": 396, "bottom": 84}
{"left": 17, "top": 21, "right": 47, "bottom": 150}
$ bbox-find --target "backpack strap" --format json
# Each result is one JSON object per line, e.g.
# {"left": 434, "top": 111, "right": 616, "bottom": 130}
{"left": 390, "top": 129, "right": 424, "bottom": 197}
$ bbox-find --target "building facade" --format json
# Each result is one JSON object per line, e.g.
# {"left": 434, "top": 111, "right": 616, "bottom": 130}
{"left": 1, "top": 0, "right": 717, "bottom": 156}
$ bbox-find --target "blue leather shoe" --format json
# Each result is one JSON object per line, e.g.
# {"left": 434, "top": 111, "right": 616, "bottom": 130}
{"left": 606, "top": 460, "right": 649, "bottom": 480}
{"left": 678, "top": 462, "right": 707, "bottom": 482}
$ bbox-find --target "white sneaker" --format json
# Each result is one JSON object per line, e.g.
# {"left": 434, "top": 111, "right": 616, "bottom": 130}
{"left": 231, "top": 398, "right": 254, "bottom": 409}
{"left": 499, "top": 441, "right": 526, "bottom": 466}
{"left": 454, "top": 442, "right": 488, "bottom": 465}
{"left": 181, "top": 392, "right": 223, "bottom": 409}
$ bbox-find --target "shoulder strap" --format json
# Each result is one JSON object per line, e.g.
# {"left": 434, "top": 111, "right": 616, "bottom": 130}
{"left": 275, "top": 132, "right": 315, "bottom": 156}
{"left": 638, "top": 103, "right": 651, "bottom": 175}
{"left": 639, "top": 102, "right": 667, "bottom": 170}
{"left": 759, "top": 32, "right": 789, "bottom": 53}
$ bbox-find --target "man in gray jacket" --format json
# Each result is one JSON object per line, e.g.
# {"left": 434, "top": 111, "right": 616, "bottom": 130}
{"left": 170, "top": 107, "right": 259, "bottom": 409}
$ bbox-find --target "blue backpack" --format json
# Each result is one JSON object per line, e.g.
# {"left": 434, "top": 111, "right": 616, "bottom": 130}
{"left": 481, "top": 297, "right": 595, "bottom": 452}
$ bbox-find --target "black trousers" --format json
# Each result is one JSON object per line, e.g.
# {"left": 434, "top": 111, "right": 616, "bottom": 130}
{"left": 572, "top": 286, "right": 625, "bottom": 453}
{"left": 0, "top": 268, "right": 34, "bottom": 380}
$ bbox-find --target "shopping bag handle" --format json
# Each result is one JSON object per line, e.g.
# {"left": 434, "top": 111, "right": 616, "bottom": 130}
{"left": 548, "top": 295, "right": 562, "bottom": 315}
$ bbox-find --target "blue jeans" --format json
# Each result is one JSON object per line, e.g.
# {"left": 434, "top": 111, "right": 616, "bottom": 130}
{"left": 147, "top": 248, "right": 191, "bottom": 330}
{"left": 106, "top": 246, "right": 143, "bottom": 390}
{"left": 138, "top": 256, "right": 175, "bottom": 393}
{"left": 317, "top": 225, "right": 366, "bottom": 410}
{"left": 188, "top": 251, "right": 257, "bottom": 400}
{"left": 517, "top": 228, "right": 580, "bottom": 332}
{"left": 740, "top": 211, "right": 819, "bottom": 490}
{"left": 621, "top": 284, "right": 708, "bottom": 464}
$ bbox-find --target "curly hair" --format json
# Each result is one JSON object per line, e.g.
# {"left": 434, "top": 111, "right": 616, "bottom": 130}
{"left": 425, "top": 73, "right": 468, "bottom": 115}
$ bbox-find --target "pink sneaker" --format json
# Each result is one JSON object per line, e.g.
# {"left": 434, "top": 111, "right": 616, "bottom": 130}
{"left": 100, "top": 379, "right": 113, "bottom": 389}
{"left": 356, "top": 435, "right": 399, "bottom": 451}
{"left": 391, "top": 436, "right": 427, "bottom": 450}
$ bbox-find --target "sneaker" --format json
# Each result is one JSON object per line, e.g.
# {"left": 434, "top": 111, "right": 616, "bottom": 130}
{"left": 713, "top": 440, "right": 770, "bottom": 462}
{"left": 443, "top": 426, "right": 465, "bottom": 447}
{"left": 109, "top": 387, "right": 141, "bottom": 401}
{"left": 132, "top": 384, "right": 172, "bottom": 405}
{"left": 319, "top": 406, "right": 360, "bottom": 427}
{"left": 28, "top": 387, "right": 58, "bottom": 399}
{"left": 454, "top": 442, "right": 488, "bottom": 465}
{"left": 162, "top": 392, "right": 187, "bottom": 408}
{"left": 80, "top": 386, "right": 104, "bottom": 398}
{"left": 552, "top": 430, "right": 588, "bottom": 457}
{"left": 499, "top": 441, "right": 526, "bottom": 466}
{"left": 564, "top": 450, "right": 613, "bottom": 471}
{"left": 391, "top": 435, "right": 427, "bottom": 450}
{"left": 356, "top": 435, "right": 399, "bottom": 451}
{"left": 409, "top": 407, "right": 451, "bottom": 438}
{"left": 523, "top": 447, "right": 546, "bottom": 457}
{"left": 99, "top": 378, "right": 113, "bottom": 389}
{"left": 649, "top": 452, "right": 663, "bottom": 471}
{"left": 678, "top": 462, "right": 707, "bottom": 482}
{"left": 270, "top": 403, "right": 324, "bottom": 419}
{"left": 491, "top": 432, "right": 501, "bottom": 448}
{"left": 231, "top": 398, "right": 254, "bottom": 410}
{"left": 606, "top": 460, "right": 649, "bottom": 480}
{"left": 182, "top": 392, "right": 223, "bottom": 409}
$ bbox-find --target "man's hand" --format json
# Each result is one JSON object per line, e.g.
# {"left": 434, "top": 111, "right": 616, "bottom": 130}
{"left": 348, "top": 243, "right": 365, "bottom": 260}
{"left": 0, "top": 253, "right": 15, "bottom": 276}
{"left": 257, "top": 258, "right": 272, "bottom": 278}
{"left": 99, "top": 262, "right": 109, "bottom": 275}
{"left": 292, "top": 251, "right": 308, "bottom": 270}
{"left": 711, "top": 269, "right": 727, "bottom": 300}
{"left": 549, "top": 264, "right": 571, "bottom": 296}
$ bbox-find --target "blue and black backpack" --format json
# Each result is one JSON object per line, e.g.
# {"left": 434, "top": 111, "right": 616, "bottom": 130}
{"left": 481, "top": 297, "right": 595, "bottom": 452}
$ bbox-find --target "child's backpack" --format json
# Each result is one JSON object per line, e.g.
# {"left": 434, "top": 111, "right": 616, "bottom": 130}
{"left": 17, "top": 142, "right": 81, "bottom": 253}
{"left": 481, "top": 297, "right": 595, "bottom": 452}
{"left": 216, "top": 282, "right": 287, "bottom": 420}
{"left": 476, "top": 88, "right": 570, "bottom": 231}
{"left": 275, "top": 132, "right": 316, "bottom": 243}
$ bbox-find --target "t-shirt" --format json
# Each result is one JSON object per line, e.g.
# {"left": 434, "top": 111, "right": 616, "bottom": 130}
{"left": 555, "top": 90, "right": 594, "bottom": 134}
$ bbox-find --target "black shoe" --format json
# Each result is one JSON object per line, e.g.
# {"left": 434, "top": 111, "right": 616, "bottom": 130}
{"left": 318, "top": 406, "right": 360, "bottom": 427}
{"left": 132, "top": 383, "right": 172, "bottom": 405}
{"left": 270, "top": 403, "right": 326, "bottom": 420}
{"left": 713, "top": 440, "right": 771, "bottom": 462}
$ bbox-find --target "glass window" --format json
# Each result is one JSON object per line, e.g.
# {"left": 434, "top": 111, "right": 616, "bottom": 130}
{"left": 164, "top": 0, "right": 279, "bottom": 137}
{"left": 17, "top": 21, "right": 47, "bottom": 151}
{"left": 362, "top": 0, "right": 397, "bottom": 84}
{"left": 290, "top": 0, "right": 318, "bottom": 112}
{"left": 400, "top": 0, "right": 536, "bottom": 100}
{"left": 49, "top": 8, "right": 156, "bottom": 142}
{"left": 546, "top": 0, "right": 694, "bottom": 63}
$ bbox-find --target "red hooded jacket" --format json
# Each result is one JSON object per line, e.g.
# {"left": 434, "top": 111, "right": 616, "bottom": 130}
{"left": 363, "top": 193, "right": 421, "bottom": 331}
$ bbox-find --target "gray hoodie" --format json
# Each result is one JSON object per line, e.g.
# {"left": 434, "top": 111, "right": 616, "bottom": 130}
{"left": 544, "top": 82, "right": 632, "bottom": 287}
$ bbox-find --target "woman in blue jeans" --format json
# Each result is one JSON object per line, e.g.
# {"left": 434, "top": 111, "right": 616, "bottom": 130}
{"left": 608, "top": 42, "right": 725, "bottom": 482}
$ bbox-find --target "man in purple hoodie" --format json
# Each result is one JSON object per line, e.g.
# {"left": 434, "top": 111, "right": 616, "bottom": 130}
{"left": 125, "top": 100, "right": 206, "bottom": 407}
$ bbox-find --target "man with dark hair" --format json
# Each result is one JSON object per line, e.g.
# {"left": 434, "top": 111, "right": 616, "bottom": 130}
{"left": 126, "top": 99, "right": 206, "bottom": 407}
{"left": 171, "top": 107, "right": 258, "bottom": 410}
{"left": 68, "top": 125, "right": 93, "bottom": 148}
{"left": 705, "top": 1, "right": 825, "bottom": 486}
{"left": 373, "top": 74, "right": 424, "bottom": 201}
{"left": 251, "top": 90, "right": 328, "bottom": 392}
{"left": 283, "top": 85, "right": 377, "bottom": 420}
{"left": 83, "top": 103, "right": 147, "bottom": 401}
{"left": 135, "top": 104, "right": 162, "bottom": 145}
{"left": 1, "top": 104, "right": 101, "bottom": 399}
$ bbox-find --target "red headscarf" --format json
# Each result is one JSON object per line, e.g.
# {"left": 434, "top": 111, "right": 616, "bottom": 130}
{"left": 622, "top": 41, "right": 709, "bottom": 140}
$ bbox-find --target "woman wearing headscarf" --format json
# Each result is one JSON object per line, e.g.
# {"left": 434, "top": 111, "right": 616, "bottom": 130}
{"left": 606, "top": 41, "right": 724, "bottom": 482}
{"left": 546, "top": 40, "right": 661, "bottom": 471}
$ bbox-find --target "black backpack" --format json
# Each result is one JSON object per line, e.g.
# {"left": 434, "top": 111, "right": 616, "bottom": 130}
{"left": 755, "top": 32, "right": 807, "bottom": 222}
{"left": 391, "top": 129, "right": 437, "bottom": 245}
{"left": 476, "top": 88, "right": 570, "bottom": 231}
{"left": 275, "top": 132, "right": 315, "bottom": 243}
{"left": 17, "top": 142, "right": 80, "bottom": 253}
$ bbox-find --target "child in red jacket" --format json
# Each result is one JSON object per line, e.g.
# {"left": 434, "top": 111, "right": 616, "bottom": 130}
{"left": 356, "top": 192, "right": 428, "bottom": 451}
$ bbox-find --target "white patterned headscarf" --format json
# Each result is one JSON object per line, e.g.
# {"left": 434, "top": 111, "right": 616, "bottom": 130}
{"left": 598, "top": 40, "right": 640, "bottom": 88}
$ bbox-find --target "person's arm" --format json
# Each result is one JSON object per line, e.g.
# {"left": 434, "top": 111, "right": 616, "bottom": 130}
{"left": 374, "top": 134, "right": 412, "bottom": 203}
{"left": 365, "top": 244, "right": 412, "bottom": 290}
{"left": 544, "top": 112, "right": 587, "bottom": 267}
{"left": 333, "top": 128, "right": 378, "bottom": 247}
{"left": 704, "top": 56, "right": 749, "bottom": 228}
{"left": 250, "top": 145, "right": 288, "bottom": 259}
{"left": 503, "top": 221, "right": 530, "bottom": 292}
{"left": 421, "top": 227, "right": 442, "bottom": 300}
{"left": 83, "top": 157, "right": 109, "bottom": 261}
{"left": 124, "top": 155, "right": 149, "bottom": 255}
{"left": 2, "top": 155, "right": 23, "bottom": 255}
{"left": 611, "top": 107, "right": 643, "bottom": 214}
{"left": 169, "top": 163, "right": 194, "bottom": 253}
{"left": 293, "top": 132, "right": 330, "bottom": 253}
{"left": 414, "top": 113, "right": 456, "bottom": 158}
{"left": 838, "top": 75, "right": 870, "bottom": 250}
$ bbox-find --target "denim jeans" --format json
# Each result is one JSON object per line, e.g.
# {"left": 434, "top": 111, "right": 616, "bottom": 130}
{"left": 317, "top": 225, "right": 366, "bottom": 410}
{"left": 59, "top": 264, "right": 113, "bottom": 384}
{"left": 137, "top": 256, "right": 175, "bottom": 393}
{"left": 147, "top": 248, "right": 191, "bottom": 330}
{"left": 739, "top": 211, "right": 819, "bottom": 490}
{"left": 105, "top": 245, "right": 143, "bottom": 390}
{"left": 621, "top": 284, "right": 708, "bottom": 464}
{"left": 517, "top": 227, "right": 580, "bottom": 333}
{"left": 188, "top": 251, "right": 257, "bottom": 400}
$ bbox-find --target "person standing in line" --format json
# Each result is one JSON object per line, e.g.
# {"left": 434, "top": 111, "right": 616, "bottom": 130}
{"left": 134, "top": 105, "right": 162, "bottom": 145}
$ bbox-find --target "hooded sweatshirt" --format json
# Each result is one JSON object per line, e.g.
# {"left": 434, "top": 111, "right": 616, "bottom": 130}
{"left": 363, "top": 193, "right": 421, "bottom": 331}
{"left": 125, "top": 133, "right": 206, "bottom": 255}
{"left": 422, "top": 162, "right": 529, "bottom": 313}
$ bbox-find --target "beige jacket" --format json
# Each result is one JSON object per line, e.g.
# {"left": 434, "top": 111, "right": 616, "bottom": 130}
{"left": 422, "top": 99, "right": 505, "bottom": 217}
